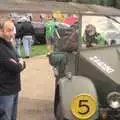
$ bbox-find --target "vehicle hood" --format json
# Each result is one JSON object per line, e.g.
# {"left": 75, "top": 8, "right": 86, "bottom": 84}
{"left": 78, "top": 46, "right": 120, "bottom": 105}
{"left": 79, "top": 46, "right": 120, "bottom": 85}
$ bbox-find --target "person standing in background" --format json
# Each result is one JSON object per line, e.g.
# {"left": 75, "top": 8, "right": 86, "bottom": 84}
{"left": 45, "top": 14, "right": 56, "bottom": 55}
{"left": 10, "top": 19, "right": 16, "bottom": 46}
{"left": 15, "top": 21, "right": 23, "bottom": 57}
{"left": 0, "top": 19, "right": 26, "bottom": 120}
{"left": 19, "top": 17, "right": 34, "bottom": 58}
{"left": 83, "top": 24, "right": 107, "bottom": 47}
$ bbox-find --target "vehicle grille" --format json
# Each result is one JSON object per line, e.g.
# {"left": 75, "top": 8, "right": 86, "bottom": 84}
{"left": 108, "top": 108, "right": 120, "bottom": 120}
{"left": 100, "top": 107, "right": 120, "bottom": 120}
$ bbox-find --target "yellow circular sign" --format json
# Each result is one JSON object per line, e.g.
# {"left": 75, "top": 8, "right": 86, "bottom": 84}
{"left": 53, "top": 10, "right": 64, "bottom": 22}
{"left": 71, "top": 94, "right": 97, "bottom": 119}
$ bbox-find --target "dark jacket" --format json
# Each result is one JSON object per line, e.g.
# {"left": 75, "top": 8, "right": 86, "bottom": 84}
{"left": 0, "top": 37, "right": 24, "bottom": 95}
{"left": 19, "top": 21, "right": 34, "bottom": 38}
{"left": 15, "top": 22, "right": 22, "bottom": 39}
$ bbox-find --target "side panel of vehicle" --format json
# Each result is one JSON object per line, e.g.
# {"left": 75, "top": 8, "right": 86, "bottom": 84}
{"left": 78, "top": 46, "right": 120, "bottom": 106}
{"left": 57, "top": 75, "right": 99, "bottom": 120}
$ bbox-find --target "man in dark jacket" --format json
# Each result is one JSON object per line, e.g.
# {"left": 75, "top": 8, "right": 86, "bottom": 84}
{"left": 0, "top": 19, "right": 26, "bottom": 120}
{"left": 19, "top": 18, "right": 34, "bottom": 58}
{"left": 15, "top": 21, "right": 22, "bottom": 57}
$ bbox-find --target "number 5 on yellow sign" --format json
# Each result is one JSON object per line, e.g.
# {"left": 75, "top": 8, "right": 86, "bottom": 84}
{"left": 71, "top": 94, "right": 97, "bottom": 119}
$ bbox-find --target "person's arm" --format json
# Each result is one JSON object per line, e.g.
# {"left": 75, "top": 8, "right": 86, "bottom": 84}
{"left": 32, "top": 25, "right": 35, "bottom": 35}
{"left": 18, "top": 23, "right": 24, "bottom": 39}
{"left": 0, "top": 49, "right": 25, "bottom": 73}
{"left": 96, "top": 33, "right": 106, "bottom": 45}
{"left": 0, "top": 57, "right": 25, "bottom": 73}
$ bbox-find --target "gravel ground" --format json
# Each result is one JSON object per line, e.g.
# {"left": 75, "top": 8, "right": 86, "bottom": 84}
{"left": 17, "top": 55, "right": 56, "bottom": 120}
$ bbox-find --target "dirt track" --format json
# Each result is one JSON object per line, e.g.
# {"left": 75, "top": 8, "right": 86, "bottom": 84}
{"left": 17, "top": 55, "right": 56, "bottom": 120}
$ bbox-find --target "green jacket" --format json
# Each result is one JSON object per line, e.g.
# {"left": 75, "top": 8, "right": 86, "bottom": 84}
{"left": 82, "top": 32, "right": 107, "bottom": 46}
{"left": 45, "top": 20, "right": 56, "bottom": 39}
{"left": 95, "top": 33, "right": 107, "bottom": 45}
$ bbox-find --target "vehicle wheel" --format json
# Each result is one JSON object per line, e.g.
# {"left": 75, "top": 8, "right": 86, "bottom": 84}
{"left": 56, "top": 102, "right": 64, "bottom": 120}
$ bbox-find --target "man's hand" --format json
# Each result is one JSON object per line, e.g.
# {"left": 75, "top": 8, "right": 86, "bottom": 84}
{"left": 19, "top": 58, "right": 26, "bottom": 70}
{"left": 19, "top": 58, "right": 24, "bottom": 65}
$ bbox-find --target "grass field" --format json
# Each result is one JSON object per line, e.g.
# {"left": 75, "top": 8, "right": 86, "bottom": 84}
{"left": 21, "top": 44, "right": 48, "bottom": 58}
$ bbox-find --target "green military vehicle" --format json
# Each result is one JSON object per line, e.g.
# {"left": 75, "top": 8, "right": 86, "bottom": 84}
{"left": 1, "top": 1, "right": 120, "bottom": 120}
{"left": 48, "top": 3, "right": 120, "bottom": 120}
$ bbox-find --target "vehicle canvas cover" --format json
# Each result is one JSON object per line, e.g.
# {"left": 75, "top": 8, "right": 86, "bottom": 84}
{"left": 55, "top": 27, "right": 79, "bottom": 52}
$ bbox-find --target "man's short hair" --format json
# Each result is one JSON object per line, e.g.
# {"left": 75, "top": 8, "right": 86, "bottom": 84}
{"left": 0, "top": 19, "right": 14, "bottom": 30}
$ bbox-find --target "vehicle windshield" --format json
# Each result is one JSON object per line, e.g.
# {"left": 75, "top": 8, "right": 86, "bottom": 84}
{"left": 81, "top": 15, "right": 120, "bottom": 48}
{"left": 10, "top": 12, "right": 120, "bottom": 49}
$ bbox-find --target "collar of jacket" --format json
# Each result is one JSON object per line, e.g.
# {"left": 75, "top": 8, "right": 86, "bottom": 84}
{"left": 0, "top": 37, "right": 13, "bottom": 49}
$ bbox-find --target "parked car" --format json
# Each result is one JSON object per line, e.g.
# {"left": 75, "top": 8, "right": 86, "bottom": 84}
{"left": 32, "top": 21, "right": 46, "bottom": 44}
{"left": 32, "top": 21, "right": 70, "bottom": 45}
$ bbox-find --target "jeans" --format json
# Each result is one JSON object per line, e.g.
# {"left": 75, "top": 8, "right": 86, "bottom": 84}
{"left": 22, "top": 35, "right": 32, "bottom": 57}
{"left": 15, "top": 38, "right": 21, "bottom": 57}
{"left": 0, "top": 94, "right": 18, "bottom": 120}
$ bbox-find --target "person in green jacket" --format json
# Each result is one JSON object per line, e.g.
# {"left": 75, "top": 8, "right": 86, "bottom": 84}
{"left": 45, "top": 14, "right": 56, "bottom": 54}
{"left": 83, "top": 24, "right": 107, "bottom": 47}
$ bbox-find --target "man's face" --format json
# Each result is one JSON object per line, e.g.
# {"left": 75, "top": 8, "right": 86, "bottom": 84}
{"left": 2, "top": 21, "right": 14, "bottom": 41}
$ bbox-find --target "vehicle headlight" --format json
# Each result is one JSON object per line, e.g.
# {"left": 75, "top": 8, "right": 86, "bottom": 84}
{"left": 107, "top": 92, "right": 120, "bottom": 109}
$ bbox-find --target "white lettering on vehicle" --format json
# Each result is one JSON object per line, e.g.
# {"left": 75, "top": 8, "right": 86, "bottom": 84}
{"left": 89, "top": 56, "right": 115, "bottom": 74}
